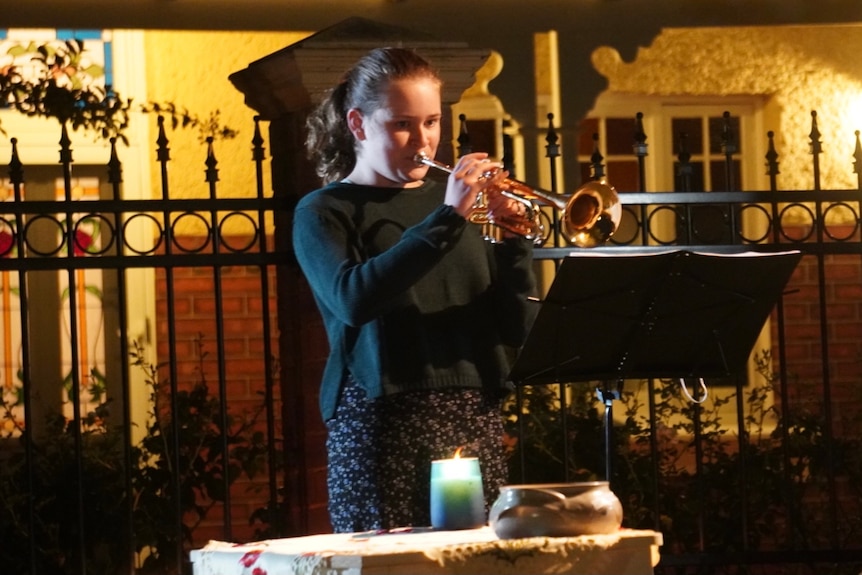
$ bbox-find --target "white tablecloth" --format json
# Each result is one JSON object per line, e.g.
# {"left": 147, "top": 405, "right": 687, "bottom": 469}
{"left": 190, "top": 526, "right": 662, "bottom": 575}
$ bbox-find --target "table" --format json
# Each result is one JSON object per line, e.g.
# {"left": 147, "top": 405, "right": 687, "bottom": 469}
{"left": 190, "top": 526, "right": 662, "bottom": 575}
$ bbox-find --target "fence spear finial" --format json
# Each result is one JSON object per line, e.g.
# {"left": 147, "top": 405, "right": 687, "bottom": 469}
{"left": 108, "top": 137, "right": 123, "bottom": 185}
{"left": 457, "top": 114, "right": 471, "bottom": 158}
{"left": 545, "top": 113, "right": 560, "bottom": 160}
{"left": 809, "top": 110, "right": 822, "bottom": 191}
{"left": 9, "top": 137, "right": 23, "bottom": 189}
{"left": 590, "top": 133, "right": 606, "bottom": 181}
{"left": 853, "top": 130, "right": 862, "bottom": 191}
{"left": 765, "top": 131, "right": 780, "bottom": 191}
{"left": 633, "top": 112, "right": 648, "bottom": 158}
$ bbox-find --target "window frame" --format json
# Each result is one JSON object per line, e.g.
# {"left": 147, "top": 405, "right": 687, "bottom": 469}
{"left": 584, "top": 95, "right": 769, "bottom": 193}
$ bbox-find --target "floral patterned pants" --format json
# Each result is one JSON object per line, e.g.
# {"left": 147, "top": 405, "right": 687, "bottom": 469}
{"left": 325, "top": 377, "right": 509, "bottom": 533}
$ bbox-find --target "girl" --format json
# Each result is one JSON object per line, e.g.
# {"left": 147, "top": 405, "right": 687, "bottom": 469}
{"left": 293, "top": 46, "right": 537, "bottom": 532}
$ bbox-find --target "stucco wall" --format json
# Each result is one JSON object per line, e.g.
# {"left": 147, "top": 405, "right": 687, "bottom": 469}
{"left": 592, "top": 25, "right": 862, "bottom": 191}
{"left": 142, "top": 30, "right": 311, "bottom": 205}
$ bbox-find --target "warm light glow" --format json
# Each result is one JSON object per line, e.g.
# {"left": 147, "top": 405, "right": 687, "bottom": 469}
{"left": 844, "top": 94, "right": 862, "bottom": 139}
{"left": 453, "top": 447, "right": 463, "bottom": 459}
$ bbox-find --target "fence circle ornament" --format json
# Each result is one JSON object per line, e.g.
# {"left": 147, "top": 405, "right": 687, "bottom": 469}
{"left": 170, "top": 212, "right": 211, "bottom": 254}
{"left": 735, "top": 203, "right": 772, "bottom": 244}
{"left": 821, "top": 202, "right": 860, "bottom": 242}
{"left": 122, "top": 213, "right": 164, "bottom": 256}
{"left": 0, "top": 218, "right": 16, "bottom": 258}
{"left": 217, "top": 212, "right": 259, "bottom": 253}
{"left": 689, "top": 204, "right": 730, "bottom": 244}
{"left": 777, "top": 203, "right": 815, "bottom": 242}
{"left": 23, "top": 215, "right": 66, "bottom": 257}
{"left": 73, "top": 214, "right": 115, "bottom": 256}
{"left": 645, "top": 205, "right": 683, "bottom": 246}
{"left": 607, "top": 205, "right": 641, "bottom": 246}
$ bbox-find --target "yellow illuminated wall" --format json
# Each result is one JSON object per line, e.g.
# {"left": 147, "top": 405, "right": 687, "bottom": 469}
{"left": 592, "top": 25, "right": 862, "bottom": 192}
{"left": 141, "top": 31, "right": 311, "bottom": 219}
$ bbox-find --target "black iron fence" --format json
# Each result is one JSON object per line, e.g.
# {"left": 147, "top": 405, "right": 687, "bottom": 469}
{"left": 516, "top": 111, "right": 862, "bottom": 575}
{"left": 0, "top": 117, "right": 286, "bottom": 575}
{"left": 0, "top": 110, "right": 860, "bottom": 575}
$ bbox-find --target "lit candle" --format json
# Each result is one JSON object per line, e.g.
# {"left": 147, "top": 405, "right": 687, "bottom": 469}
{"left": 430, "top": 449, "right": 485, "bottom": 530}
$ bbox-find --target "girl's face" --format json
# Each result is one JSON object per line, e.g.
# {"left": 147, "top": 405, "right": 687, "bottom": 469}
{"left": 348, "top": 76, "right": 442, "bottom": 187}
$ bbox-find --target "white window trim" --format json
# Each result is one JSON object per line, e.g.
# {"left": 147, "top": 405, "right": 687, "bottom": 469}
{"left": 587, "top": 94, "right": 770, "bottom": 193}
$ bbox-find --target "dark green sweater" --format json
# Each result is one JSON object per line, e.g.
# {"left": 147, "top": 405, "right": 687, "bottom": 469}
{"left": 292, "top": 179, "right": 538, "bottom": 421}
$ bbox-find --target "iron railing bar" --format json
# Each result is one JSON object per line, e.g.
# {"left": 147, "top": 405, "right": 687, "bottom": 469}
{"left": 155, "top": 115, "right": 186, "bottom": 575}
{"left": 0, "top": 196, "right": 282, "bottom": 215}
{"left": 9, "top": 138, "right": 38, "bottom": 575}
{"left": 533, "top": 242, "right": 862, "bottom": 260}
{"left": 107, "top": 135, "right": 137, "bottom": 574}
{"left": 542, "top": 117, "right": 571, "bottom": 481}
{"left": 205, "top": 137, "right": 234, "bottom": 542}
{"left": 616, "top": 190, "right": 862, "bottom": 204}
{"left": 770, "top": 162, "right": 797, "bottom": 552}
{"left": 809, "top": 112, "right": 840, "bottom": 541}
{"left": 59, "top": 122, "right": 89, "bottom": 575}
{"left": 732, "top": 372, "right": 749, "bottom": 552}
{"left": 692, "top": 402, "right": 705, "bottom": 552}
{"left": 0, "top": 252, "right": 287, "bottom": 272}
{"left": 251, "top": 116, "right": 282, "bottom": 536}
{"left": 647, "top": 379, "right": 661, "bottom": 533}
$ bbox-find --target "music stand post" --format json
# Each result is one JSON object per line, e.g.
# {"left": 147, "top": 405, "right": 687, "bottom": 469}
{"left": 509, "top": 249, "right": 802, "bottom": 485}
{"left": 596, "top": 385, "right": 620, "bottom": 483}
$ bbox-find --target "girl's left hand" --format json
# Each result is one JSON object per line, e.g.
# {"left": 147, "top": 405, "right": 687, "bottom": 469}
{"left": 486, "top": 193, "right": 533, "bottom": 239}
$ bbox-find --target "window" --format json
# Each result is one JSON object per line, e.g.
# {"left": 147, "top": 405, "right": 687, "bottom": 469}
{"left": 580, "top": 97, "right": 767, "bottom": 194}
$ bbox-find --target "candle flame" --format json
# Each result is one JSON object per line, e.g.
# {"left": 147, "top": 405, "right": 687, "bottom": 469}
{"left": 453, "top": 447, "right": 463, "bottom": 459}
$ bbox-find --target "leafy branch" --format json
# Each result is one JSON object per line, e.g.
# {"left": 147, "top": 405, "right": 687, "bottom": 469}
{"left": 0, "top": 38, "right": 236, "bottom": 145}
{"left": 139, "top": 102, "right": 239, "bottom": 144}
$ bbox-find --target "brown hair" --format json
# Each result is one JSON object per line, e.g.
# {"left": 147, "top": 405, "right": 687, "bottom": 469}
{"left": 305, "top": 47, "right": 441, "bottom": 184}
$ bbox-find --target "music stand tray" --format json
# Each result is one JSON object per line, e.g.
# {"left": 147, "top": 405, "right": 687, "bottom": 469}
{"left": 510, "top": 249, "right": 802, "bottom": 387}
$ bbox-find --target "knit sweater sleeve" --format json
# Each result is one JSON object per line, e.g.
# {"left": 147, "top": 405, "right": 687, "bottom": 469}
{"left": 292, "top": 197, "right": 466, "bottom": 327}
{"left": 490, "top": 237, "right": 540, "bottom": 346}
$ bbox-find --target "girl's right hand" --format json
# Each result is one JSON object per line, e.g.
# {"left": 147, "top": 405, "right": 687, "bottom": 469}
{"left": 444, "top": 152, "right": 506, "bottom": 218}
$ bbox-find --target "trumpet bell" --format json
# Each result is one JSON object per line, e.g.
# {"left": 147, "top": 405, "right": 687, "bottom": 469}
{"left": 562, "top": 180, "right": 622, "bottom": 248}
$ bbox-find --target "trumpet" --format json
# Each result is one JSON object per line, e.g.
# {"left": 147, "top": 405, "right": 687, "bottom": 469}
{"left": 414, "top": 152, "right": 622, "bottom": 248}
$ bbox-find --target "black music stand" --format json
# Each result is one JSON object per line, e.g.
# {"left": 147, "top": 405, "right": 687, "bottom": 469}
{"left": 509, "top": 249, "right": 802, "bottom": 482}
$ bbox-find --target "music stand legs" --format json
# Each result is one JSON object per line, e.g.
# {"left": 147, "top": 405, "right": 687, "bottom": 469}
{"left": 596, "top": 383, "right": 621, "bottom": 485}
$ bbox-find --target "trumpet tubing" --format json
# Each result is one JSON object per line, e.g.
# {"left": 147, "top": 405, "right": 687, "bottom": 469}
{"left": 414, "top": 152, "right": 621, "bottom": 248}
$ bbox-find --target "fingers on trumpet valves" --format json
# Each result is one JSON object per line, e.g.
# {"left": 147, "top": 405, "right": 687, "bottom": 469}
{"left": 462, "top": 158, "right": 501, "bottom": 181}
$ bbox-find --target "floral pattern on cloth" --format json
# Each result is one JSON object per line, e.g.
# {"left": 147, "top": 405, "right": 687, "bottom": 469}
{"left": 192, "top": 540, "right": 329, "bottom": 575}
{"left": 190, "top": 528, "right": 661, "bottom": 575}
{"left": 239, "top": 549, "right": 263, "bottom": 568}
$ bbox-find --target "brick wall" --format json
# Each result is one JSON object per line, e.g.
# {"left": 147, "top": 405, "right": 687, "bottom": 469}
{"left": 154, "top": 245, "right": 284, "bottom": 544}
{"left": 280, "top": 258, "right": 331, "bottom": 535}
{"left": 772, "top": 248, "right": 862, "bottom": 438}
